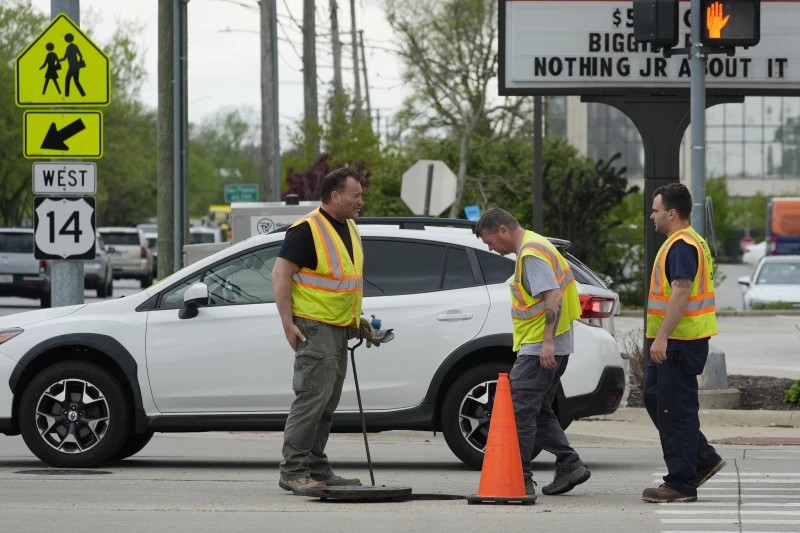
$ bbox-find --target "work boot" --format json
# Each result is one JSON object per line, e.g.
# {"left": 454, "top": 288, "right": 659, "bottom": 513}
{"left": 695, "top": 459, "right": 727, "bottom": 487}
{"left": 542, "top": 465, "right": 591, "bottom": 495}
{"left": 524, "top": 478, "right": 538, "bottom": 501}
{"left": 279, "top": 475, "right": 326, "bottom": 495}
{"left": 642, "top": 484, "right": 697, "bottom": 503}
{"left": 312, "top": 473, "right": 362, "bottom": 486}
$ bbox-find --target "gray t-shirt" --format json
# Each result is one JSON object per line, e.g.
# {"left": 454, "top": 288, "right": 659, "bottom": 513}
{"left": 517, "top": 255, "right": 575, "bottom": 356}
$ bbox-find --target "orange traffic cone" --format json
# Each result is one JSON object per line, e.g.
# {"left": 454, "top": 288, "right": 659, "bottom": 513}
{"left": 466, "top": 373, "right": 536, "bottom": 505}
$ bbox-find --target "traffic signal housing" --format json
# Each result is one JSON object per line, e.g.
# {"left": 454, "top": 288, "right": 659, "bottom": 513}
{"left": 701, "top": 0, "right": 760, "bottom": 47}
{"left": 633, "top": 0, "right": 679, "bottom": 48}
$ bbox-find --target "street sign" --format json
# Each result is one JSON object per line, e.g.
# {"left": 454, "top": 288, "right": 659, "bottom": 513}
{"left": 224, "top": 183, "right": 260, "bottom": 203}
{"left": 33, "top": 196, "right": 96, "bottom": 260}
{"left": 23, "top": 111, "right": 103, "bottom": 159}
{"left": 500, "top": 0, "right": 800, "bottom": 95}
{"left": 33, "top": 162, "right": 96, "bottom": 195}
{"left": 702, "top": 0, "right": 761, "bottom": 47}
{"left": 401, "top": 160, "right": 458, "bottom": 216}
{"left": 15, "top": 13, "right": 111, "bottom": 107}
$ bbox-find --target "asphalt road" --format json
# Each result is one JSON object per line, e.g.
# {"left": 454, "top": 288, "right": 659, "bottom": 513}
{"left": 1, "top": 430, "right": 799, "bottom": 533}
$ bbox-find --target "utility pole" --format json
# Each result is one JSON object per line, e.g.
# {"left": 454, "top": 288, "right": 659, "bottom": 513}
{"left": 349, "top": 0, "right": 361, "bottom": 114}
{"left": 359, "top": 30, "right": 371, "bottom": 117}
{"left": 157, "top": 0, "right": 176, "bottom": 277}
{"left": 330, "top": 0, "right": 343, "bottom": 96}
{"left": 261, "top": 0, "right": 280, "bottom": 201}
{"left": 689, "top": 0, "right": 707, "bottom": 236}
{"left": 302, "top": 0, "right": 319, "bottom": 155}
{"left": 49, "top": 0, "right": 83, "bottom": 307}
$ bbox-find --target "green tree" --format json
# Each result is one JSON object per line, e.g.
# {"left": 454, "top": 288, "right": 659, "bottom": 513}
{"left": 0, "top": 2, "right": 47, "bottom": 225}
{"left": 386, "top": 0, "right": 526, "bottom": 217}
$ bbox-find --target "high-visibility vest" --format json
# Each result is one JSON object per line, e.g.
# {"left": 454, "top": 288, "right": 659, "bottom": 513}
{"left": 511, "top": 231, "right": 582, "bottom": 352}
{"left": 290, "top": 208, "right": 364, "bottom": 328}
{"left": 646, "top": 226, "right": 717, "bottom": 340}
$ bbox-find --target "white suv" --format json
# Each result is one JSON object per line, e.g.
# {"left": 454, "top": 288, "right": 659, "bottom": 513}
{"left": 0, "top": 218, "right": 624, "bottom": 469}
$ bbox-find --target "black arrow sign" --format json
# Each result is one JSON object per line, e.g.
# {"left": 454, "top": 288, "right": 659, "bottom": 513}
{"left": 40, "top": 118, "right": 86, "bottom": 151}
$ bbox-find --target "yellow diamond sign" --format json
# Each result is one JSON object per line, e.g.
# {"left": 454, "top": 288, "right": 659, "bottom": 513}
{"left": 15, "top": 14, "right": 111, "bottom": 107}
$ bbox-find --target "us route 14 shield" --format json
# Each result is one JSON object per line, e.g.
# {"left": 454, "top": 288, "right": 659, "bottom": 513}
{"left": 33, "top": 196, "right": 96, "bottom": 260}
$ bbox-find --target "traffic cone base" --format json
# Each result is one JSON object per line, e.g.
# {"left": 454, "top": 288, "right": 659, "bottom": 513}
{"left": 466, "top": 373, "right": 535, "bottom": 505}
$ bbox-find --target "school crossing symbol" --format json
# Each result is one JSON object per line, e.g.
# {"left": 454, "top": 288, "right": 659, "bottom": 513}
{"left": 15, "top": 13, "right": 110, "bottom": 107}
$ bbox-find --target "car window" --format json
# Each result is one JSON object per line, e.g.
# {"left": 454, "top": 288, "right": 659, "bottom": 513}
{"left": 476, "top": 249, "right": 515, "bottom": 285}
{"left": 0, "top": 233, "right": 33, "bottom": 253}
{"left": 101, "top": 232, "right": 140, "bottom": 246}
{"left": 563, "top": 251, "right": 609, "bottom": 289}
{"left": 190, "top": 232, "right": 216, "bottom": 244}
{"left": 443, "top": 247, "right": 476, "bottom": 290}
{"left": 362, "top": 239, "right": 447, "bottom": 296}
{"left": 756, "top": 261, "right": 800, "bottom": 285}
{"left": 157, "top": 246, "right": 279, "bottom": 310}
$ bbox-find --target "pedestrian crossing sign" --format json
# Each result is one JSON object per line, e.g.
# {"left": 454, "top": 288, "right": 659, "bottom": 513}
{"left": 15, "top": 13, "right": 111, "bottom": 107}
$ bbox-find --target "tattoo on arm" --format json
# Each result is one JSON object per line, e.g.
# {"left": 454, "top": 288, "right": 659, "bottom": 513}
{"left": 545, "top": 309, "right": 557, "bottom": 325}
{"left": 673, "top": 277, "right": 693, "bottom": 288}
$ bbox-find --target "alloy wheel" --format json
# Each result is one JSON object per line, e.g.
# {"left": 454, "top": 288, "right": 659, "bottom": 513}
{"left": 34, "top": 378, "right": 110, "bottom": 453}
{"left": 457, "top": 378, "right": 497, "bottom": 454}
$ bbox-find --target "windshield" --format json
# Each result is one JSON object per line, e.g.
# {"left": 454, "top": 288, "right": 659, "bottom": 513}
{"left": 102, "top": 232, "right": 140, "bottom": 246}
{"left": 0, "top": 232, "right": 33, "bottom": 253}
{"left": 756, "top": 261, "right": 800, "bottom": 285}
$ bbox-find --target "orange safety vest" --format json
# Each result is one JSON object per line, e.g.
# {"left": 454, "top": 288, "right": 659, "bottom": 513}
{"left": 290, "top": 208, "right": 364, "bottom": 328}
{"left": 646, "top": 226, "right": 717, "bottom": 340}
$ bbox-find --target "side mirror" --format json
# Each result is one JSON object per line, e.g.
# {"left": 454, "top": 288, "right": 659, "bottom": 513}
{"left": 106, "top": 246, "right": 116, "bottom": 253}
{"left": 603, "top": 275, "right": 615, "bottom": 289}
{"left": 179, "top": 282, "right": 209, "bottom": 319}
{"left": 737, "top": 276, "right": 751, "bottom": 288}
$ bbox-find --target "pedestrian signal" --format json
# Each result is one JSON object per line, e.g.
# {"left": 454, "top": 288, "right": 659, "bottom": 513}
{"left": 633, "top": 0, "right": 679, "bottom": 48}
{"left": 701, "top": 0, "right": 760, "bottom": 47}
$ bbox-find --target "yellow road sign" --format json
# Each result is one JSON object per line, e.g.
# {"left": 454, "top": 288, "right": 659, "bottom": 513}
{"left": 15, "top": 14, "right": 111, "bottom": 107}
{"left": 23, "top": 111, "right": 103, "bottom": 159}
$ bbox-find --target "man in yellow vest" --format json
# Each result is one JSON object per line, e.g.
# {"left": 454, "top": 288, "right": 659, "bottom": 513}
{"left": 272, "top": 168, "right": 365, "bottom": 495}
{"left": 642, "top": 183, "right": 726, "bottom": 503}
{"left": 475, "top": 208, "right": 590, "bottom": 501}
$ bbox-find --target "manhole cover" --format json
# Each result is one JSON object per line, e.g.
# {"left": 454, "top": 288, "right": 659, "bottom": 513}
{"left": 16, "top": 469, "right": 111, "bottom": 475}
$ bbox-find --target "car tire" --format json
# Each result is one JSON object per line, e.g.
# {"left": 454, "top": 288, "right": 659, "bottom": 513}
{"left": 40, "top": 293, "right": 51, "bottom": 308}
{"left": 441, "top": 361, "right": 571, "bottom": 470}
{"left": 18, "top": 361, "right": 131, "bottom": 468}
{"left": 441, "top": 362, "right": 511, "bottom": 470}
{"left": 140, "top": 275, "right": 153, "bottom": 288}
{"left": 97, "top": 277, "right": 109, "bottom": 298}
{"left": 113, "top": 431, "right": 154, "bottom": 461}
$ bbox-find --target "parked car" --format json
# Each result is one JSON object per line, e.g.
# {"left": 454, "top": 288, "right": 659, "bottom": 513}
{"left": 189, "top": 226, "right": 223, "bottom": 244}
{"left": 143, "top": 232, "right": 158, "bottom": 279}
{"left": 98, "top": 227, "right": 153, "bottom": 288}
{"left": 83, "top": 234, "right": 114, "bottom": 298}
{"left": 0, "top": 228, "right": 50, "bottom": 308}
{"left": 738, "top": 254, "right": 800, "bottom": 310}
{"left": 0, "top": 218, "right": 625, "bottom": 469}
{"left": 742, "top": 241, "right": 766, "bottom": 266}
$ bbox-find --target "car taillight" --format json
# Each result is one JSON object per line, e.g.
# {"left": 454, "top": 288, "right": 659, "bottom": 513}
{"left": 140, "top": 246, "right": 147, "bottom": 259}
{"left": 769, "top": 236, "right": 777, "bottom": 255}
{"left": 579, "top": 295, "right": 615, "bottom": 319}
{"left": 39, "top": 260, "right": 47, "bottom": 274}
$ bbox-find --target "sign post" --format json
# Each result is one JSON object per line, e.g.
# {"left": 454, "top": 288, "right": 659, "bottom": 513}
{"left": 401, "top": 160, "right": 458, "bottom": 217}
{"left": 15, "top": 4, "right": 111, "bottom": 307}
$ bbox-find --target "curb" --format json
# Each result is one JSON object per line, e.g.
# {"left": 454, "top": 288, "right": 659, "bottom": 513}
{"left": 590, "top": 407, "right": 799, "bottom": 428}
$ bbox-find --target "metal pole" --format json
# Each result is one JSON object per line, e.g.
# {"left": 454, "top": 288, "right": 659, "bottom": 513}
{"left": 690, "top": 0, "right": 706, "bottom": 236}
{"left": 533, "top": 96, "right": 544, "bottom": 233}
{"left": 172, "top": 0, "right": 183, "bottom": 271}
{"left": 349, "top": 0, "right": 361, "bottom": 115}
{"left": 180, "top": 0, "right": 190, "bottom": 257}
{"left": 359, "top": 30, "right": 371, "bottom": 117}
{"left": 423, "top": 163, "right": 434, "bottom": 217}
{"left": 271, "top": 0, "right": 281, "bottom": 201}
{"left": 50, "top": 0, "right": 84, "bottom": 308}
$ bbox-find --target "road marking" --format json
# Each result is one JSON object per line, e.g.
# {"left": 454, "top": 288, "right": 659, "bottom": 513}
{"left": 699, "top": 494, "right": 800, "bottom": 499}
{"left": 657, "top": 510, "right": 800, "bottom": 515}
{"left": 660, "top": 518, "right": 800, "bottom": 524}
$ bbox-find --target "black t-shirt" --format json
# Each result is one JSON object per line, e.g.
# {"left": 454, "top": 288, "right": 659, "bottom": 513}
{"left": 278, "top": 208, "right": 354, "bottom": 270}
{"left": 665, "top": 239, "right": 709, "bottom": 350}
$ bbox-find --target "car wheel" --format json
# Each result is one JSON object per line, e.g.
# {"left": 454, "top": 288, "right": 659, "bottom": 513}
{"left": 113, "top": 431, "right": 154, "bottom": 461}
{"left": 18, "top": 361, "right": 131, "bottom": 468}
{"left": 441, "top": 362, "right": 511, "bottom": 470}
{"left": 97, "top": 278, "right": 108, "bottom": 298}
{"left": 140, "top": 275, "right": 153, "bottom": 288}
{"left": 40, "top": 294, "right": 51, "bottom": 308}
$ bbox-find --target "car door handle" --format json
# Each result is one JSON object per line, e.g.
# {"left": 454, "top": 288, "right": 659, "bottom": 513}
{"left": 436, "top": 311, "right": 473, "bottom": 321}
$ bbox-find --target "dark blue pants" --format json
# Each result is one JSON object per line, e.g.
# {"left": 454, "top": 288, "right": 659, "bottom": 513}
{"left": 643, "top": 344, "right": 722, "bottom": 496}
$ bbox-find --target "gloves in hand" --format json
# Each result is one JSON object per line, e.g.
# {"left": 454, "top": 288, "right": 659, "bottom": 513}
{"left": 359, "top": 316, "right": 376, "bottom": 347}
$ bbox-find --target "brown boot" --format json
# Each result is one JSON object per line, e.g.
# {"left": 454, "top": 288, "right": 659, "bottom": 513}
{"left": 642, "top": 484, "right": 697, "bottom": 503}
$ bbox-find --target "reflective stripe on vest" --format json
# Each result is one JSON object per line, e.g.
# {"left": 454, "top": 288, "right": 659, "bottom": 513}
{"left": 290, "top": 208, "right": 364, "bottom": 327}
{"left": 510, "top": 231, "right": 582, "bottom": 352}
{"left": 646, "top": 226, "right": 717, "bottom": 340}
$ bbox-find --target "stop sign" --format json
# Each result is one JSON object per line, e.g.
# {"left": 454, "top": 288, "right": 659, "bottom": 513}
{"left": 401, "top": 160, "right": 457, "bottom": 216}
{"left": 740, "top": 235, "right": 754, "bottom": 252}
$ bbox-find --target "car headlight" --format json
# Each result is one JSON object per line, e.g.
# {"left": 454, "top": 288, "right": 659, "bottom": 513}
{"left": 0, "top": 328, "right": 23, "bottom": 346}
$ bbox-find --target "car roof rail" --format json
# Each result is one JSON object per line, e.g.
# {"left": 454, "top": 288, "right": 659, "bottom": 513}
{"left": 355, "top": 217, "right": 477, "bottom": 230}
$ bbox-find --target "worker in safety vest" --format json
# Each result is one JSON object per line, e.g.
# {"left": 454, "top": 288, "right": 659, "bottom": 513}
{"left": 272, "top": 168, "right": 366, "bottom": 495}
{"left": 474, "top": 208, "right": 591, "bottom": 502}
{"left": 642, "top": 183, "right": 726, "bottom": 504}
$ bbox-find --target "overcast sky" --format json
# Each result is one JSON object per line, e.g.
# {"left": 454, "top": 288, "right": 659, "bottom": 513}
{"left": 28, "top": 0, "right": 407, "bottom": 138}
